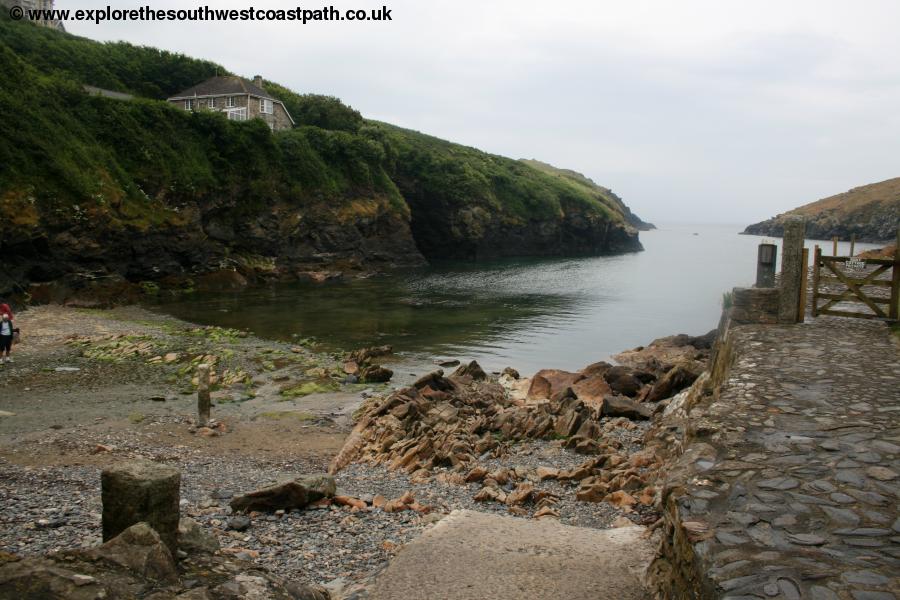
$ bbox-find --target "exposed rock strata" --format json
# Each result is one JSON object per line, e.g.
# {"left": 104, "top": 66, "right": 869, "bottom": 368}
{"left": 330, "top": 335, "right": 714, "bottom": 515}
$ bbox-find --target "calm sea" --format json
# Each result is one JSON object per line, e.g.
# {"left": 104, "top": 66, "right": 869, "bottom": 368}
{"left": 152, "top": 224, "right": 880, "bottom": 377}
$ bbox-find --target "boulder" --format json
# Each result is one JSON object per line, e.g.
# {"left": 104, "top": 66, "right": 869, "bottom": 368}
{"left": 89, "top": 522, "right": 178, "bottom": 583}
{"left": 645, "top": 362, "right": 702, "bottom": 402}
{"left": 452, "top": 360, "right": 487, "bottom": 381}
{"left": 178, "top": 517, "right": 219, "bottom": 554}
{"left": 413, "top": 370, "right": 457, "bottom": 392}
{"left": 360, "top": 365, "right": 393, "bottom": 383}
{"left": 505, "top": 483, "right": 534, "bottom": 506}
{"left": 526, "top": 369, "right": 585, "bottom": 400}
{"left": 501, "top": 367, "right": 520, "bottom": 379}
{"left": 0, "top": 557, "right": 109, "bottom": 600}
{"left": 580, "top": 361, "right": 613, "bottom": 378}
{"left": 603, "top": 367, "right": 644, "bottom": 397}
{"left": 554, "top": 406, "right": 585, "bottom": 438}
{"left": 230, "top": 474, "right": 336, "bottom": 513}
{"left": 101, "top": 460, "right": 181, "bottom": 556}
{"left": 600, "top": 396, "right": 652, "bottom": 420}
{"left": 347, "top": 345, "right": 392, "bottom": 364}
{"left": 571, "top": 375, "right": 612, "bottom": 405}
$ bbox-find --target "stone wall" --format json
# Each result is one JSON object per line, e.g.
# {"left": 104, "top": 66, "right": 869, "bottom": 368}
{"left": 728, "top": 287, "right": 779, "bottom": 325}
{"left": 647, "top": 309, "right": 737, "bottom": 599}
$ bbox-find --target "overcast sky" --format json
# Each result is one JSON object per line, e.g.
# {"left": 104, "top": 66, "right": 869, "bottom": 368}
{"left": 65, "top": 0, "right": 900, "bottom": 225}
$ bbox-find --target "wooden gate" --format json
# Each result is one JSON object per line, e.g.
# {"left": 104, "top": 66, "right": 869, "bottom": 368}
{"left": 812, "top": 248, "right": 900, "bottom": 320}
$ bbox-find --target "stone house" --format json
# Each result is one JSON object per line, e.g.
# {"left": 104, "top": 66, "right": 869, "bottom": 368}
{"left": 167, "top": 76, "right": 295, "bottom": 131}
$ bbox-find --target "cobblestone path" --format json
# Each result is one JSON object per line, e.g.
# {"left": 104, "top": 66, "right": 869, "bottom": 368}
{"left": 673, "top": 316, "right": 899, "bottom": 599}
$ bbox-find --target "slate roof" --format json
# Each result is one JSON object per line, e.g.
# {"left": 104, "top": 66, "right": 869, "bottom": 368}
{"left": 168, "top": 76, "right": 276, "bottom": 101}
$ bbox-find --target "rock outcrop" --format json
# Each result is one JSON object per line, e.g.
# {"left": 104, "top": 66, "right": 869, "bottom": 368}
{"left": 743, "top": 177, "right": 900, "bottom": 242}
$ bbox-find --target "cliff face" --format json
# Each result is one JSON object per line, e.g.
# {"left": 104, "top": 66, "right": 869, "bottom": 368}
{"left": 743, "top": 178, "right": 900, "bottom": 242}
{"left": 0, "top": 15, "right": 645, "bottom": 300}
{"left": 383, "top": 126, "right": 643, "bottom": 260}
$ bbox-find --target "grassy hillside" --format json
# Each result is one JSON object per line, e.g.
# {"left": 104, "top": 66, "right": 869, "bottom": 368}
{"left": 373, "top": 123, "right": 642, "bottom": 259}
{"left": 0, "top": 14, "right": 643, "bottom": 298}
{"left": 744, "top": 178, "right": 900, "bottom": 242}
{"left": 521, "top": 159, "right": 654, "bottom": 230}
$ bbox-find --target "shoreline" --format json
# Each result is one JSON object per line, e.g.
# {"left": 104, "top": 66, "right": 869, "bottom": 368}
{"left": 0, "top": 304, "right": 712, "bottom": 594}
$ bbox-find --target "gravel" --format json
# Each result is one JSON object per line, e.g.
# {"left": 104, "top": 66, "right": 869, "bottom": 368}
{"left": 0, "top": 416, "right": 654, "bottom": 587}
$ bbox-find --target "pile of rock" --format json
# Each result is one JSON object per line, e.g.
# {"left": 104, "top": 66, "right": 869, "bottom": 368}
{"left": 327, "top": 344, "right": 710, "bottom": 516}
{"left": 342, "top": 345, "right": 394, "bottom": 384}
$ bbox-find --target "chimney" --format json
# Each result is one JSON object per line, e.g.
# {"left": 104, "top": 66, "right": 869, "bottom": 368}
{"left": 253, "top": 75, "right": 263, "bottom": 87}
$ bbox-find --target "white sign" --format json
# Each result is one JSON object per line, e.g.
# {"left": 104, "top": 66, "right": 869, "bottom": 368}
{"left": 845, "top": 258, "right": 866, "bottom": 271}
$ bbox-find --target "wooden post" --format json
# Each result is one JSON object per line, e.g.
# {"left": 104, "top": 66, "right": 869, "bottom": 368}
{"left": 812, "top": 245, "right": 821, "bottom": 317}
{"left": 832, "top": 236, "right": 839, "bottom": 257}
{"left": 849, "top": 234, "right": 856, "bottom": 257}
{"left": 798, "top": 247, "right": 809, "bottom": 322}
{"left": 197, "top": 363, "right": 211, "bottom": 427}
{"left": 891, "top": 227, "right": 900, "bottom": 321}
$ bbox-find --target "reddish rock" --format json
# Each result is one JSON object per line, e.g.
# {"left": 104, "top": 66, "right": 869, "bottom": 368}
{"left": 333, "top": 496, "right": 367, "bottom": 510}
{"left": 571, "top": 376, "right": 612, "bottom": 405}
{"left": 600, "top": 396, "right": 652, "bottom": 420}
{"left": 526, "top": 369, "right": 585, "bottom": 400}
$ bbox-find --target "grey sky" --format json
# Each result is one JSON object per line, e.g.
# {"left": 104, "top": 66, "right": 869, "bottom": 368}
{"left": 65, "top": 0, "right": 900, "bottom": 225}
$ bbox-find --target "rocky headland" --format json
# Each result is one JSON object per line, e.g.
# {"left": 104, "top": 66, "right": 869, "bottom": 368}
{"left": 743, "top": 177, "right": 900, "bottom": 242}
{"left": 0, "top": 15, "right": 647, "bottom": 305}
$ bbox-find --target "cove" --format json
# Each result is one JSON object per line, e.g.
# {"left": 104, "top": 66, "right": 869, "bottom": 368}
{"left": 151, "top": 223, "right": 880, "bottom": 377}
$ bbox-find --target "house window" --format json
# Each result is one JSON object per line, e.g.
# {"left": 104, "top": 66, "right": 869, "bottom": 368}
{"left": 226, "top": 96, "right": 237, "bottom": 108}
{"left": 207, "top": 97, "right": 215, "bottom": 109}
{"left": 226, "top": 108, "right": 247, "bottom": 122}
{"left": 259, "top": 98, "right": 274, "bottom": 114}
{"left": 184, "top": 99, "right": 194, "bottom": 110}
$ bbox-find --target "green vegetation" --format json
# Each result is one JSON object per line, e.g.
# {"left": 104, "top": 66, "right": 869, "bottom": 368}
{"left": 0, "top": 15, "right": 406, "bottom": 242}
{"left": 722, "top": 291, "right": 734, "bottom": 310}
{"left": 0, "top": 14, "right": 641, "bottom": 285}
{"left": 280, "top": 380, "right": 340, "bottom": 398}
{"left": 374, "top": 122, "right": 626, "bottom": 223}
{"left": 743, "top": 177, "right": 900, "bottom": 242}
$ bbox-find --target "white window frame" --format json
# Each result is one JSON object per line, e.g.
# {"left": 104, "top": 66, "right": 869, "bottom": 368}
{"left": 207, "top": 97, "right": 216, "bottom": 109}
{"left": 184, "top": 98, "right": 194, "bottom": 110}
{"left": 226, "top": 107, "right": 247, "bottom": 122}
{"left": 226, "top": 96, "right": 237, "bottom": 108}
{"left": 259, "top": 98, "right": 274, "bottom": 114}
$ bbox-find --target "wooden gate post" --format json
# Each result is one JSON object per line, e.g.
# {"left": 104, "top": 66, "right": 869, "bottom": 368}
{"left": 778, "top": 216, "right": 806, "bottom": 323}
{"left": 891, "top": 226, "right": 900, "bottom": 321}
{"left": 849, "top": 234, "right": 856, "bottom": 258}
{"left": 812, "top": 245, "right": 821, "bottom": 317}
{"left": 798, "top": 247, "right": 809, "bottom": 322}
{"left": 832, "top": 236, "right": 839, "bottom": 256}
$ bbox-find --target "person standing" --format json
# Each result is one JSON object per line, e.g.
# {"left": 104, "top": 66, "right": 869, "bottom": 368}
{"left": 0, "top": 312, "right": 13, "bottom": 363}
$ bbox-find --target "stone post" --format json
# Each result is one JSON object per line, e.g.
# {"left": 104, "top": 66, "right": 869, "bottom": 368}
{"left": 101, "top": 460, "right": 181, "bottom": 555}
{"left": 755, "top": 243, "right": 777, "bottom": 287}
{"left": 197, "top": 363, "right": 211, "bottom": 427}
{"left": 778, "top": 216, "right": 806, "bottom": 323}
